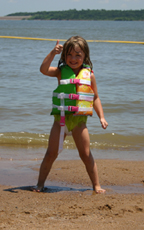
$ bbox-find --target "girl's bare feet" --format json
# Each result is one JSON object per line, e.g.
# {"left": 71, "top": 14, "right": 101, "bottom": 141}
{"left": 31, "top": 185, "right": 44, "bottom": 192}
{"left": 94, "top": 186, "right": 106, "bottom": 194}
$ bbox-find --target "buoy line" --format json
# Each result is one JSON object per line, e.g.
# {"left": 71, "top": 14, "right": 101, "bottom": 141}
{"left": 0, "top": 36, "right": 144, "bottom": 44}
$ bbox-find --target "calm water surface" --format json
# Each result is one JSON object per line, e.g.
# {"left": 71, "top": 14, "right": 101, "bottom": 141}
{"left": 0, "top": 20, "right": 144, "bottom": 155}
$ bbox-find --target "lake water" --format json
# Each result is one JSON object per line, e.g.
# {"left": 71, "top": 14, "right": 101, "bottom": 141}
{"left": 0, "top": 20, "right": 144, "bottom": 160}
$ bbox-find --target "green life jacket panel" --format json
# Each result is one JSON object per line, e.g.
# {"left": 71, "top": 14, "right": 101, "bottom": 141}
{"left": 51, "top": 65, "right": 76, "bottom": 115}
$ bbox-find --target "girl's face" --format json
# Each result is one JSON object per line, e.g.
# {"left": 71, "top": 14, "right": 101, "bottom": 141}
{"left": 65, "top": 45, "right": 85, "bottom": 74}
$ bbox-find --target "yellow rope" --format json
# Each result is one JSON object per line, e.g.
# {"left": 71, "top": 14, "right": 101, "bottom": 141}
{"left": 0, "top": 35, "right": 144, "bottom": 44}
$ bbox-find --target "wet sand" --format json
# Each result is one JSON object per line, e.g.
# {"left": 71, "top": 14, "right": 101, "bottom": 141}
{"left": 0, "top": 155, "right": 144, "bottom": 229}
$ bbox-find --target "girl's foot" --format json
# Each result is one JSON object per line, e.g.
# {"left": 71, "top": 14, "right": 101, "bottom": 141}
{"left": 94, "top": 186, "right": 106, "bottom": 194}
{"left": 96, "top": 188, "right": 106, "bottom": 194}
{"left": 31, "top": 185, "right": 44, "bottom": 192}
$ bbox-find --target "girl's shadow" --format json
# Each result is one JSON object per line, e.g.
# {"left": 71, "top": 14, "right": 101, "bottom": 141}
{"left": 4, "top": 185, "right": 92, "bottom": 193}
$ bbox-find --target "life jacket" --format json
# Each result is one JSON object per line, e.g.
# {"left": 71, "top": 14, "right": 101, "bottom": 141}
{"left": 51, "top": 64, "right": 94, "bottom": 116}
{"left": 51, "top": 63, "right": 94, "bottom": 153}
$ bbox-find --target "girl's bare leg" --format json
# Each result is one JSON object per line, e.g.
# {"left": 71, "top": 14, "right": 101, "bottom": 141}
{"left": 33, "top": 121, "right": 61, "bottom": 192}
{"left": 72, "top": 123, "right": 105, "bottom": 194}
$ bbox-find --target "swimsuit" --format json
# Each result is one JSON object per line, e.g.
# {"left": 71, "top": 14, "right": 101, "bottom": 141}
{"left": 54, "top": 114, "right": 87, "bottom": 132}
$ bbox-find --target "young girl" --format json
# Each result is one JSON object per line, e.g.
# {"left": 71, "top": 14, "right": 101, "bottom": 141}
{"left": 33, "top": 36, "right": 108, "bottom": 193}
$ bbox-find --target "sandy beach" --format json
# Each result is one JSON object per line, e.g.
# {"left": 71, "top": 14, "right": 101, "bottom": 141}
{"left": 0, "top": 157, "right": 144, "bottom": 229}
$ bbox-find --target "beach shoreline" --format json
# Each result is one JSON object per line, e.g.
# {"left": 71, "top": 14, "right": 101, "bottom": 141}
{"left": 0, "top": 156, "right": 144, "bottom": 229}
{"left": 0, "top": 16, "right": 31, "bottom": 20}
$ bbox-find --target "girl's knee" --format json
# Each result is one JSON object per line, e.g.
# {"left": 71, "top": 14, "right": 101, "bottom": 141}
{"left": 45, "top": 148, "right": 58, "bottom": 162}
{"left": 79, "top": 150, "right": 92, "bottom": 163}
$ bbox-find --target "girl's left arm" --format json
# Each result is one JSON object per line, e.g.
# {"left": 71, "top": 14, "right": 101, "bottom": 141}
{"left": 91, "top": 73, "right": 108, "bottom": 129}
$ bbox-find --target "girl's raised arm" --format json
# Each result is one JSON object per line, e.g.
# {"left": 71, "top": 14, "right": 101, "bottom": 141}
{"left": 40, "top": 40, "right": 63, "bottom": 78}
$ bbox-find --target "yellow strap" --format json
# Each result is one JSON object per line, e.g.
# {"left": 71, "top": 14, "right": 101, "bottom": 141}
{"left": 0, "top": 36, "right": 144, "bottom": 44}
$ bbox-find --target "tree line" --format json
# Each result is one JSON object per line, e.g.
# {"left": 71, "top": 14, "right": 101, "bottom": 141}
{"left": 7, "top": 9, "right": 144, "bottom": 21}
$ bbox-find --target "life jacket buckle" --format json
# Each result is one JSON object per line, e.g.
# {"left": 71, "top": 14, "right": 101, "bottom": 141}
{"left": 69, "top": 94, "right": 79, "bottom": 100}
{"left": 70, "top": 79, "right": 80, "bottom": 84}
{"left": 68, "top": 106, "right": 79, "bottom": 112}
{"left": 60, "top": 116, "right": 65, "bottom": 126}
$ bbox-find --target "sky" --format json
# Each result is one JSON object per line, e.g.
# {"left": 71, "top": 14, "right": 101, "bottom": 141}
{"left": 0, "top": 0, "right": 144, "bottom": 16}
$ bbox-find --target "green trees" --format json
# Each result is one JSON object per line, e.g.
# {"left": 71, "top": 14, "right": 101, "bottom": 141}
{"left": 7, "top": 9, "right": 144, "bottom": 21}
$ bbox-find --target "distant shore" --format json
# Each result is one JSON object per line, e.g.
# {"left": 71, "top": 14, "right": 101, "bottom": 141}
{"left": 0, "top": 16, "right": 31, "bottom": 20}
{"left": 0, "top": 15, "right": 144, "bottom": 21}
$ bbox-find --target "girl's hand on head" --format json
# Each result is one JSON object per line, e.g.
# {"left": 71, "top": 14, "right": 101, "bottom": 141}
{"left": 100, "top": 118, "right": 108, "bottom": 129}
{"left": 53, "top": 40, "right": 63, "bottom": 55}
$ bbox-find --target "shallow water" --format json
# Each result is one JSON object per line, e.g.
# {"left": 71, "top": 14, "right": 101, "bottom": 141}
{"left": 0, "top": 20, "right": 144, "bottom": 159}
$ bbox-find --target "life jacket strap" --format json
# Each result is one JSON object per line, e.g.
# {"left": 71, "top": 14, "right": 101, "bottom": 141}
{"left": 58, "top": 126, "right": 65, "bottom": 153}
{"left": 58, "top": 96, "right": 65, "bottom": 153}
{"left": 53, "top": 92, "right": 94, "bottom": 102}
{"left": 60, "top": 78, "right": 91, "bottom": 86}
{"left": 53, "top": 104, "right": 93, "bottom": 112}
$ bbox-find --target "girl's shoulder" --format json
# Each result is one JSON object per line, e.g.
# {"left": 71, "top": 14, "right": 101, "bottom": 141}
{"left": 91, "top": 71, "right": 96, "bottom": 84}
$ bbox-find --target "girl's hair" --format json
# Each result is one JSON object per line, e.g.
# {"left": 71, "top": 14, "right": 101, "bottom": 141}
{"left": 60, "top": 36, "right": 93, "bottom": 69}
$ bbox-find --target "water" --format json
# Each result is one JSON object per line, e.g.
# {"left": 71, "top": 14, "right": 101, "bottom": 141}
{"left": 0, "top": 20, "right": 144, "bottom": 156}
